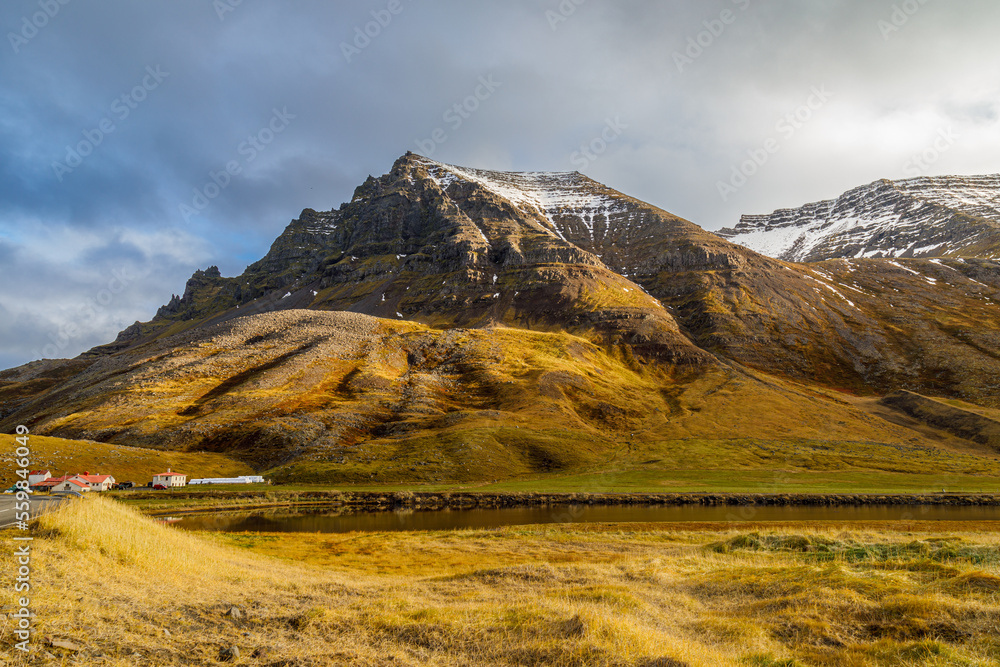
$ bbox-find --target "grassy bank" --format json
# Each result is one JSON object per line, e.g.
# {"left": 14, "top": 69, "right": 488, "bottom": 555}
{"left": 3, "top": 497, "right": 1000, "bottom": 665}
{"left": 111, "top": 471, "right": 1000, "bottom": 514}
{"left": 266, "top": 434, "right": 1000, "bottom": 488}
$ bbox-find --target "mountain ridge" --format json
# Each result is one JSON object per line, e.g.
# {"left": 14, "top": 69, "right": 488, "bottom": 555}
{"left": 3, "top": 154, "right": 1000, "bottom": 481}
{"left": 718, "top": 174, "right": 1000, "bottom": 262}
{"left": 13, "top": 155, "right": 1000, "bottom": 404}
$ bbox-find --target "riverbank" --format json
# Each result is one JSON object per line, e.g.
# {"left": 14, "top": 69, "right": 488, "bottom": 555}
{"left": 116, "top": 488, "right": 1000, "bottom": 515}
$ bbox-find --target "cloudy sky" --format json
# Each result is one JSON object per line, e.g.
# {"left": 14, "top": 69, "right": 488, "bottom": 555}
{"left": 2, "top": 0, "right": 998, "bottom": 369}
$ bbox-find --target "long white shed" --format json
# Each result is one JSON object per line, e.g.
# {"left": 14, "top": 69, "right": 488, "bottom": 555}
{"left": 187, "top": 476, "right": 266, "bottom": 485}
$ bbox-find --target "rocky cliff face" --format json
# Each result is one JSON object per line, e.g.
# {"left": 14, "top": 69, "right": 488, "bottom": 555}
{"left": 154, "top": 154, "right": 756, "bottom": 326}
{"left": 88, "top": 156, "right": 1000, "bottom": 401}
{"left": 130, "top": 153, "right": 729, "bottom": 367}
{"left": 718, "top": 175, "right": 1000, "bottom": 263}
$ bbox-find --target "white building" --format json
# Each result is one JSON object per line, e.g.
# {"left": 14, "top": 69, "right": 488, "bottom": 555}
{"left": 72, "top": 473, "right": 116, "bottom": 492}
{"left": 53, "top": 479, "right": 90, "bottom": 493}
{"left": 188, "top": 475, "right": 266, "bottom": 485}
{"left": 28, "top": 470, "right": 52, "bottom": 486}
{"left": 152, "top": 470, "right": 187, "bottom": 488}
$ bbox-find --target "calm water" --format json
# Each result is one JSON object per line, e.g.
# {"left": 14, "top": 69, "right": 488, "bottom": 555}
{"left": 170, "top": 503, "right": 1000, "bottom": 533}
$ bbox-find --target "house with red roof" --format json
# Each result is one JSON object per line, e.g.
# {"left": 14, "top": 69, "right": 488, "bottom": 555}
{"left": 29, "top": 472, "right": 116, "bottom": 492}
{"left": 28, "top": 470, "right": 52, "bottom": 486}
{"left": 30, "top": 474, "right": 71, "bottom": 492}
{"left": 52, "top": 479, "right": 90, "bottom": 493}
{"left": 152, "top": 469, "right": 187, "bottom": 488}
{"left": 72, "top": 472, "right": 116, "bottom": 492}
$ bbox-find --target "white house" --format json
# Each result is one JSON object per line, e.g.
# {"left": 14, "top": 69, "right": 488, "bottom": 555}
{"left": 28, "top": 470, "right": 52, "bottom": 486}
{"left": 72, "top": 473, "right": 116, "bottom": 492}
{"left": 33, "top": 472, "right": 116, "bottom": 492}
{"left": 152, "top": 470, "right": 187, "bottom": 488}
{"left": 53, "top": 479, "right": 90, "bottom": 493}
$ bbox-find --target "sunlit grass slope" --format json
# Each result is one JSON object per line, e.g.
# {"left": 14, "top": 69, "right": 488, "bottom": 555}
{"left": 0, "top": 433, "right": 251, "bottom": 488}
{"left": 7, "top": 311, "right": 1000, "bottom": 489}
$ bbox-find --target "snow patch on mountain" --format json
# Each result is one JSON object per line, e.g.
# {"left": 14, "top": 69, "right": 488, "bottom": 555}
{"left": 718, "top": 175, "right": 1000, "bottom": 262}
{"left": 301, "top": 211, "right": 340, "bottom": 236}
{"left": 417, "top": 156, "right": 628, "bottom": 242}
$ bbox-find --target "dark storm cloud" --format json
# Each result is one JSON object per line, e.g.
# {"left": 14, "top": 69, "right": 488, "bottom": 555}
{"left": 2, "top": 0, "right": 999, "bottom": 367}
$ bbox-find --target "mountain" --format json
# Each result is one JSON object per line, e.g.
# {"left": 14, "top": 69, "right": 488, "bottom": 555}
{"left": 134, "top": 152, "right": 711, "bottom": 367}
{"left": 121, "top": 155, "right": 1000, "bottom": 400}
{"left": 718, "top": 175, "right": 1000, "bottom": 263}
{"left": 2, "top": 155, "right": 1000, "bottom": 482}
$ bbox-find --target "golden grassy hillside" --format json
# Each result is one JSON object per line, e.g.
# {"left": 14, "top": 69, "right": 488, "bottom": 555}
{"left": 5, "top": 310, "right": 1000, "bottom": 486}
{"left": 3, "top": 497, "right": 1000, "bottom": 665}
{"left": 0, "top": 434, "right": 251, "bottom": 488}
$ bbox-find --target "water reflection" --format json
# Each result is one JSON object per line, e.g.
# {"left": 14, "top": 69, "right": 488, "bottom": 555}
{"left": 170, "top": 503, "right": 1000, "bottom": 533}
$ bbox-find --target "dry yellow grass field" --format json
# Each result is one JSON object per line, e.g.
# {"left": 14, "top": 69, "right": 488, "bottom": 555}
{"left": 2, "top": 498, "right": 1000, "bottom": 666}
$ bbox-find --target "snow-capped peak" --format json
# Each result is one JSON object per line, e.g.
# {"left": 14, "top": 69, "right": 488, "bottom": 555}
{"left": 718, "top": 175, "right": 1000, "bottom": 262}
{"left": 414, "top": 155, "right": 628, "bottom": 242}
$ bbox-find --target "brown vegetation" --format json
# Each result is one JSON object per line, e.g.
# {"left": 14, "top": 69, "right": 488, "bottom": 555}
{"left": 3, "top": 497, "right": 1000, "bottom": 665}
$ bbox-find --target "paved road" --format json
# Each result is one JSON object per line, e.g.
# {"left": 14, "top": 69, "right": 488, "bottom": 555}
{"left": 0, "top": 495, "right": 67, "bottom": 529}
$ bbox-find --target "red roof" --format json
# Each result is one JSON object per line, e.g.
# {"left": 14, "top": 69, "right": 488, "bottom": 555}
{"left": 32, "top": 479, "right": 60, "bottom": 488}
{"left": 29, "top": 470, "right": 51, "bottom": 476}
{"left": 63, "top": 480, "right": 88, "bottom": 488}
{"left": 75, "top": 474, "right": 112, "bottom": 483}
{"left": 40, "top": 475, "right": 73, "bottom": 484}
{"left": 154, "top": 472, "right": 185, "bottom": 477}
